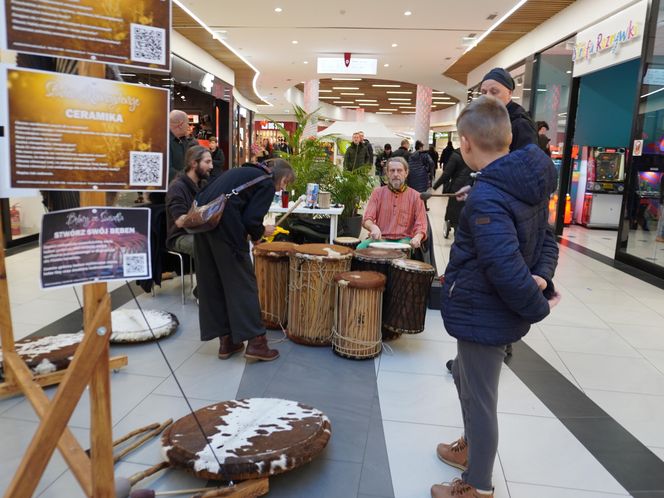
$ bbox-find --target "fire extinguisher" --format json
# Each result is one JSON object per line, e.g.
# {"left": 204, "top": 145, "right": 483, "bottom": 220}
{"left": 10, "top": 203, "right": 21, "bottom": 236}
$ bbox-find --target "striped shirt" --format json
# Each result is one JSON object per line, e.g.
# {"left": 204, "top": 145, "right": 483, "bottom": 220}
{"left": 363, "top": 186, "right": 427, "bottom": 240}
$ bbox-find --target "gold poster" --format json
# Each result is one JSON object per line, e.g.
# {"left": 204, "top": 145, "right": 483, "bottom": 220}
{"left": 3, "top": 66, "right": 169, "bottom": 191}
{"left": 1, "top": 0, "right": 170, "bottom": 71}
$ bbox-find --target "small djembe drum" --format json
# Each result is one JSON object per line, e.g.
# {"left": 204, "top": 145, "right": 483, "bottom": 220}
{"left": 383, "top": 259, "right": 435, "bottom": 334}
{"left": 333, "top": 236, "right": 361, "bottom": 250}
{"left": 161, "top": 398, "right": 331, "bottom": 481}
{"left": 108, "top": 309, "right": 179, "bottom": 343}
{"left": 333, "top": 271, "right": 386, "bottom": 360}
{"left": 288, "top": 244, "right": 353, "bottom": 346}
{"left": 253, "top": 242, "right": 298, "bottom": 329}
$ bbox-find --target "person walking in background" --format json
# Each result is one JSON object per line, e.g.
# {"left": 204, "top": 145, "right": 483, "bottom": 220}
{"left": 480, "top": 67, "right": 538, "bottom": 151}
{"left": 536, "top": 121, "right": 552, "bottom": 157}
{"left": 433, "top": 147, "right": 473, "bottom": 237}
{"left": 375, "top": 143, "right": 393, "bottom": 177}
{"left": 208, "top": 136, "right": 226, "bottom": 177}
{"left": 359, "top": 131, "right": 374, "bottom": 163}
{"left": 432, "top": 96, "right": 559, "bottom": 498}
{"left": 257, "top": 138, "right": 274, "bottom": 163}
{"left": 169, "top": 110, "right": 199, "bottom": 182}
{"left": 440, "top": 140, "right": 455, "bottom": 168}
{"left": 343, "top": 132, "right": 371, "bottom": 171}
{"left": 428, "top": 144, "right": 440, "bottom": 169}
{"left": 393, "top": 138, "right": 412, "bottom": 161}
{"left": 408, "top": 140, "right": 435, "bottom": 209}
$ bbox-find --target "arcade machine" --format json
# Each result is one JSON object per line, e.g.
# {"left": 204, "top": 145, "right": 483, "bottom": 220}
{"left": 636, "top": 170, "right": 664, "bottom": 230}
{"left": 577, "top": 147, "right": 627, "bottom": 228}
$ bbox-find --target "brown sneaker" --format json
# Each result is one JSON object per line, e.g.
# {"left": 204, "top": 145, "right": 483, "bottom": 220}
{"left": 218, "top": 335, "right": 244, "bottom": 360}
{"left": 431, "top": 479, "right": 493, "bottom": 498}
{"left": 245, "top": 334, "right": 279, "bottom": 361}
{"left": 436, "top": 437, "right": 468, "bottom": 471}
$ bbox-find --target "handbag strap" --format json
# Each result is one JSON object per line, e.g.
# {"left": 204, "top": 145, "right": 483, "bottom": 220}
{"left": 227, "top": 173, "right": 272, "bottom": 198}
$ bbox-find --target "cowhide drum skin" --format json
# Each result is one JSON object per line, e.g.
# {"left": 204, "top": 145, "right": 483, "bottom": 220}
{"left": 161, "top": 398, "right": 331, "bottom": 481}
{"left": 0, "top": 333, "right": 83, "bottom": 376}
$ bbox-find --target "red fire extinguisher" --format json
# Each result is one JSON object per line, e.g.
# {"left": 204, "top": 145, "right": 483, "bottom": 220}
{"left": 10, "top": 204, "right": 21, "bottom": 236}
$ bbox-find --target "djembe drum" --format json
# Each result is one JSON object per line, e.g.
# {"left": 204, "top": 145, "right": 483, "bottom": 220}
{"left": 288, "top": 244, "right": 353, "bottom": 346}
{"left": 108, "top": 309, "right": 179, "bottom": 343}
{"left": 161, "top": 398, "right": 331, "bottom": 481}
{"left": 383, "top": 259, "right": 435, "bottom": 334}
{"left": 333, "top": 236, "right": 361, "bottom": 250}
{"left": 253, "top": 242, "right": 298, "bottom": 329}
{"left": 0, "top": 333, "right": 83, "bottom": 376}
{"left": 333, "top": 271, "right": 386, "bottom": 360}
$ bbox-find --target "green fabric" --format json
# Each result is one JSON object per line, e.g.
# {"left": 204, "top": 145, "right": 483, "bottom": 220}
{"left": 356, "top": 237, "right": 411, "bottom": 250}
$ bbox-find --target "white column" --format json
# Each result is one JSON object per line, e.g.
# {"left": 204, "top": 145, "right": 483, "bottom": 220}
{"left": 414, "top": 84, "right": 432, "bottom": 146}
{"left": 355, "top": 108, "right": 365, "bottom": 122}
{"left": 303, "top": 79, "right": 319, "bottom": 140}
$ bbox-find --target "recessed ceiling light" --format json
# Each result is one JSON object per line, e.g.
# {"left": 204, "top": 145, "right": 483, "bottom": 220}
{"left": 386, "top": 91, "right": 412, "bottom": 94}
{"left": 379, "top": 108, "right": 397, "bottom": 111}
{"left": 332, "top": 87, "right": 360, "bottom": 90}
{"left": 340, "top": 92, "right": 365, "bottom": 96}
{"left": 431, "top": 91, "right": 446, "bottom": 94}
{"left": 342, "top": 105, "right": 359, "bottom": 109}
{"left": 388, "top": 98, "right": 411, "bottom": 101}
{"left": 404, "top": 10, "right": 412, "bottom": 16}
{"left": 303, "top": 61, "right": 309, "bottom": 64}
{"left": 356, "top": 99, "right": 377, "bottom": 102}
{"left": 432, "top": 96, "right": 451, "bottom": 100}
{"left": 384, "top": 63, "right": 390, "bottom": 67}
{"left": 292, "top": 40, "right": 298, "bottom": 44}
{"left": 274, "top": 7, "right": 282, "bottom": 12}
{"left": 359, "top": 103, "right": 379, "bottom": 106}
{"left": 391, "top": 43, "right": 398, "bottom": 47}
{"left": 331, "top": 77, "right": 362, "bottom": 81}
{"left": 372, "top": 84, "right": 401, "bottom": 88}
{"left": 334, "top": 101, "right": 354, "bottom": 104}
{"left": 376, "top": 112, "right": 393, "bottom": 114}
{"left": 319, "top": 89, "right": 332, "bottom": 93}
{"left": 566, "top": 70, "right": 572, "bottom": 74}
{"left": 319, "top": 96, "right": 337, "bottom": 99}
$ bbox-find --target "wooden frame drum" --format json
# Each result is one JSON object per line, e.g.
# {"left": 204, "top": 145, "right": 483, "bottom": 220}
{"left": 287, "top": 244, "right": 353, "bottom": 346}
{"left": 333, "top": 271, "right": 386, "bottom": 360}
{"left": 254, "top": 242, "right": 298, "bottom": 329}
{"left": 383, "top": 259, "right": 435, "bottom": 334}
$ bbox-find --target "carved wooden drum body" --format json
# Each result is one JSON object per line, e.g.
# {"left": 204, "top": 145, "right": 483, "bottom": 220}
{"left": 253, "top": 242, "right": 298, "bottom": 329}
{"left": 333, "top": 271, "right": 386, "bottom": 360}
{"left": 333, "top": 236, "right": 361, "bottom": 250}
{"left": 161, "top": 398, "right": 331, "bottom": 481}
{"left": 383, "top": 259, "right": 435, "bottom": 334}
{"left": 287, "top": 244, "right": 353, "bottom": 346}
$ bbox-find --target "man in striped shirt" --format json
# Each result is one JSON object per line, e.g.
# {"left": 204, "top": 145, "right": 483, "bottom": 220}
{"left": 358, "top": 156, "right": 428, "bottom": 250}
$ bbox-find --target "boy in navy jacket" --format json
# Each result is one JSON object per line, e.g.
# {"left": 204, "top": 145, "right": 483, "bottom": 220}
{"left": 432, "top": 96, "right": 560, "bottom": 498}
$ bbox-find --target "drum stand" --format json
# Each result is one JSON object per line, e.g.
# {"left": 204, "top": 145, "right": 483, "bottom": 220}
{"left": 0, "top": 60, "right": 128, "bottom": 498}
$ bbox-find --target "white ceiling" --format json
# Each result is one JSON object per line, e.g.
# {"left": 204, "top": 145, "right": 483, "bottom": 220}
{"left": 181, "top": 0, "right": 521, "bottom": 115}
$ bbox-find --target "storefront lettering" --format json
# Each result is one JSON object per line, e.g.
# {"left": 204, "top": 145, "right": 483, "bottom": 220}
{"left": 257, "top": 121, "right": 285, "bottom": 130}
{"left": 573, "top": 19, "right": 640, "bottom": 62}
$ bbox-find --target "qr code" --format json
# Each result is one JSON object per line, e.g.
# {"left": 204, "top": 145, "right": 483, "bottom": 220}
{"left": 129, "top": 151, "right": 163, "bottom": 186}
{"left": 130, "top": 23, "right": 166, "bottom": 65}
{"left": 123, "top": 253, "right": 148, "bottom": 277}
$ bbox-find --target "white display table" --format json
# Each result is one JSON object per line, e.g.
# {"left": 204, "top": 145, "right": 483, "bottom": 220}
{"left": 268, "top": 203, "right": 344, "bottom": 242}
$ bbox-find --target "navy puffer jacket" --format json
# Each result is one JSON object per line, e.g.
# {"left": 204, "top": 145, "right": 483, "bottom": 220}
{"left": 407, "top": 150, "right": 433, "bottom": 192}
{"left": 441, "top": 144, "right": 559, "bottom": 346}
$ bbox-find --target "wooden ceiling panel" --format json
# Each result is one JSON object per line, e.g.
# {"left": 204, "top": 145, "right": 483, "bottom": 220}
{"left": 443, "top": 0, "right": 576, "bottom": 84}
{"left": 172, "top": 4, "right": 268, "bottom": 105}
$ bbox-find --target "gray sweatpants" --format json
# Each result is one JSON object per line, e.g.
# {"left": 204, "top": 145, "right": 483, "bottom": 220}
{"left": 451, "top": 340, "right": 506, "bottom": 491}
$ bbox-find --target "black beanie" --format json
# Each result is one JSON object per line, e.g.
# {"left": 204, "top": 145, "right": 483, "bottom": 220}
{"left": 481, "top": 67, "right": 515, "bottom": 91}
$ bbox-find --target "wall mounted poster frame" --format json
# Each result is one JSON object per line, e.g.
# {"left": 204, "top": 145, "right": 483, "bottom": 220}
{"left": 0, "top": 0, "right": 171, "bottom": 72}
{"left": 0, "top": 65, "right": 170, "bottom": 192}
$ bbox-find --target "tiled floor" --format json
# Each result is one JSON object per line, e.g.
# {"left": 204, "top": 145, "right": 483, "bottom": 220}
{"left": 1, "top": 194, "right": 664, "bottom": 497}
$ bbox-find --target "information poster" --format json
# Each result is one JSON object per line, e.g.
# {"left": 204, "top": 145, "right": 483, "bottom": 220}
{"left": 40, "top": 207, "right": 151, "bottom": 289}
{"left": 0, "top": 66, "right": 169, "bottom": 191}
{"left": 0, "top": 0, "right": 170, "bottom": 71}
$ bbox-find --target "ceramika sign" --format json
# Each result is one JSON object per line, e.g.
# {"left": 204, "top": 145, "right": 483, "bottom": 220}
{"left": 573, "top": 0, "right": 647, "bottom": 77}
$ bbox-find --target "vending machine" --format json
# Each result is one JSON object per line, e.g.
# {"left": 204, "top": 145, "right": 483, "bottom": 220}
{"left": 580, "top": 147, "right": 627, "bottom": 228}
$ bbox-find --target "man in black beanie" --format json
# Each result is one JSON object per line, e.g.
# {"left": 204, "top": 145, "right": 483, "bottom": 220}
{"left": 480, "top": 67, "right": 538, "bottom": 152}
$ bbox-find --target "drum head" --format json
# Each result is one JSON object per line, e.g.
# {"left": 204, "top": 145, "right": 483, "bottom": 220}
{"left": 0, "top": 333, "right": 83, "bottom": 376}
{"left": 391, "top": 259, "right": 436, "bottom": 273}
{"left": 253, "top": 241, "right": 298, "bottom": 257}
{"left": 162, "top": 398, "right": 331, "bottom": 481}
{"left": 334, "top": 236, "right": 361, "bottom": 244}
{"left": 369, "top": 241, "right": 411, "bottom": 251}
{"left": 109, "top": 309, "right": 179, "bottom": 343}
{"left": 354, "top": 247, "right": 404, "bottom": 263}
{"left": 294, "top": 243, "right": 353, "bottom": 259}
{"left": 335, "top": 271, "right": 386, "bottom": 289}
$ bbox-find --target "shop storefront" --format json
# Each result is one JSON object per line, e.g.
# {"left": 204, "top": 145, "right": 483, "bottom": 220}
{"left": 233, "top": 104, "right": 253, "bottom": 166}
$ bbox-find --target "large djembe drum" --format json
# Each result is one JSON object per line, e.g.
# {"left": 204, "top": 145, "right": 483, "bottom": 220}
{"left": 0, "top": 333, "right": 83, "bottom": 376}
{"left": 161, "top": 398, "right": 331, "bottom": 481}
{"left": 333, "top": 271, "right": 386, "bottom": 360}
{"left": 253, "top": 242, "right": 298, "bottom": 329}
{"left": 287, "top": 244, "right": 353, "bottom": 346}
{"left": 383, "top": 259, "right": 435, "bottom": 334}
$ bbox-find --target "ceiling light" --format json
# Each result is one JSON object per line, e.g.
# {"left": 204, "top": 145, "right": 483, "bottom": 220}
{"left": 372, "top": 84, "right": 401, "bottom": 88}
{"left": 319, "top": 96, "right": 337, "bottom": 99}
{"left": 331, "top": 77, "right": 362, "bottom": 81}
{"left": 340, "top": 92, "right": 365, "bottom": 96}
{"left": 356, "top": 99, "right": 377, "bottom": 102}
{"left": 303, "top": 61, "right": 309, "bottom": 64}
{"left": 402, "top": 111, "right": 416, "bottom": 114}
{"left": 332, "top": 87, "right": 360, "bottom": 90}
{"left": 399, "top": 106, "right": 416, "bottom": 109}
{"left": 566, "top": 70, "right": 572, "bottom": 74}
{"left": 359, "top": 103, "right": 379, "bottom": 106}
{"left": 274, "top": 7, "right": 282, "bottom": 12}
{"left": 376, "top": 112, "right": 393, "bottom": 114}
{"left": 292, "top": 40, "right": 298, "bottom": 44}
{"left": 432, "top": 97, "right": 451, "bottom": 100}
{"left": 384, "top": 64, "right": 390, "bottom": 67}
{"left": 334, "top": 101, "right": 354, "bottom": 104}
{"left": 391, "top": 43, "right": 398, "bottom": 47}
{"left": 319, "top": 89, "right": 332, "bottom": 93}
{"left": 388, "top": 98, "right": 411, "bottom": 101}
{"left": 431, "top": 91, "right": 446, "bottom": 94}
{"left": 404, "top": 10, "right": 412, "bottom": 16}
{"left": 465, "top": 0, "right": 527, "bottom": 53}
{"left": 386, "top": 91, "right": 412, "bottom": 94}
{"left": 379, "top": 108, "right": 397, "bottom": 111}
{"left": 342, "top": 105, "right": 359, "bottom": 108}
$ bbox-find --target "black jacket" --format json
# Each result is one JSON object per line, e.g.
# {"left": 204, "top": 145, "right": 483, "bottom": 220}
{"left": 165, "top": 174, "right": 199, "bottom": 250}
{"left": 343, "top": 142, "right": 371, "bottom": 170}
{"left": 440, "top": 144, "right": 455, "bottom": 166}
{"left": 393, "top": 146, "right": 412, "bottom": 162}
{"left": 363, "top": 139, "right": 374, "bottom": 163}
{"left": 169, "top": 133, "right": 199, "bottom": 182}
{"left": 375, "top": 151, "right": 393, "bottom": 175}
{"left": 407, "top": 150, "right": 434, "bottom": 192}
{"left": 507, "top": 100, "right": 538, "bottom": 152}
{"left": 196, "top": 164, "right": 274, "bottom": 252}
{"left": 210, "top": 147, "right": 226, "bottom": 176}
{"left": 434, "top": 149, "right": 472, "bottom": 194}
